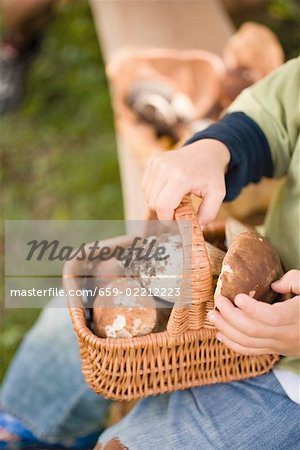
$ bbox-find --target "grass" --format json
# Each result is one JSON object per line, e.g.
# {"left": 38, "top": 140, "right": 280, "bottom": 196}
{"left": 1, "top": 0, "right": 299, "bottom": 382}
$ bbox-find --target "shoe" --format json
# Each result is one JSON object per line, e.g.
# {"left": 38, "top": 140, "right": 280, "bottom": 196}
{"left": 0, "top": 412, "right": 99, "bottom": 449}
{"left": 0, "top": 35, "right": 41, "bottom": 113}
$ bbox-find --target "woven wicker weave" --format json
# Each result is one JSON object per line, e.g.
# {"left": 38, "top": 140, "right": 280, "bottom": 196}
{"left": 65, "top": 196, "right": 279, "bottom": 401}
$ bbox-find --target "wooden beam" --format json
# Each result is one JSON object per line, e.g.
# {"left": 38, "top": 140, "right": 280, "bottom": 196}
{"left": 91, "top": 0, "right": 233, "bottom": 61}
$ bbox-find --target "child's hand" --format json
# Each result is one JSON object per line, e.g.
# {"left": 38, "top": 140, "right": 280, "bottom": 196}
{"left": 142, "top": 139, "right": 230, "bottom": 224}
{"left": 208, "top": 270, "right": 300, "bottom": 356}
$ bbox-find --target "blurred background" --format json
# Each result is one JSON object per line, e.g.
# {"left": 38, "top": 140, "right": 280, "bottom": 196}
{"left": 1, "top": 0, "right": 299, "bottom": 380}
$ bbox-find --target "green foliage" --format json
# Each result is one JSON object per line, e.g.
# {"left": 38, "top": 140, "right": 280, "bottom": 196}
{"left": 267, "top": 0, "right": 300, "bottom": 58}
{"left": 268, "top": 0, "right": 300, "bottom": 21}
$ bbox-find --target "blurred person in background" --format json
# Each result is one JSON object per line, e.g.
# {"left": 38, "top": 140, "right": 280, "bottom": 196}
{"left": 0, "top": 0, "right": 59, "bottom": 113}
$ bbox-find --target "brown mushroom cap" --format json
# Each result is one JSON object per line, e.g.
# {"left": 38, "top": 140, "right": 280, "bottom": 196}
{"left": 93, "top": 278, "right": 158, "bottom": 338}
{"left": 215, "top": 231, "right": 283, "bottom": 303}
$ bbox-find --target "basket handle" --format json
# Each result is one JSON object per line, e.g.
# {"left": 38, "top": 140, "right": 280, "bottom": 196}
{"left": 163, "top": 195, "right": 214, "bottom": 337}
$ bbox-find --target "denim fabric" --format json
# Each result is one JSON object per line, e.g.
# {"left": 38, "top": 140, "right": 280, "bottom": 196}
{"left": 1, "top": 297, "right": 300, "bottom": 449}
{"left": 98, "top": 372, "right": 300, "bottom": 450}
{"left": 0, "top": 297, "right": 111, "bottom": 445}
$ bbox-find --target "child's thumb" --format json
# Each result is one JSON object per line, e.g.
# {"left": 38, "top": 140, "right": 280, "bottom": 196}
{"left": 271, "top": 270, "right": 300, "bottom": 295}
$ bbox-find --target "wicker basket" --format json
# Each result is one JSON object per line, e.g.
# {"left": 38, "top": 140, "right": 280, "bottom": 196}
{"left": 107, "top": 49, "right": 225, "bottom": 164}
{"left": 65, "top": 196, "right": 279, "bottom": 401}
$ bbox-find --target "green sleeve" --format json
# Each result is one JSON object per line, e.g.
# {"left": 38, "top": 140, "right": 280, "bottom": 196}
{"left": 228, "top": 57, "right": 300, "bottom": 178}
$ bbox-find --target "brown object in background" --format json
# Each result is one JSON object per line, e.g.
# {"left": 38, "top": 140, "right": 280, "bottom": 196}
{"left": 223, "top": 22, "right": 284, "bottom": 78}
{"left": 0, "top": 0, "right": 57, "bottom": 47}
{"left": 192, "top": 179, "right": 282, "bottom": 226}
{"left": 220, "top": 22, "right": 284, "bottom": 108}
{"left": 215, "top": 231, "right": 284, "bottom": 303}
{"left": 220, "top": 66, "right": 257, "bottom": 108}
{"left": 222, "top": 0, "right": 268, "bottom": 17}
{"left": 224, "top": 217, "right": 253, "bottom": 248}
{"left": 217, "top": 179, "right": 283, "bottom": 225}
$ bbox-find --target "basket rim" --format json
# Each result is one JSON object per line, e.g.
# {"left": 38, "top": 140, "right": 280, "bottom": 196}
{"left": 107, "top": 47, "right": 226, "bottom": 78}
{"left": 68, "top": 304, "right": 217, "bottom": 350}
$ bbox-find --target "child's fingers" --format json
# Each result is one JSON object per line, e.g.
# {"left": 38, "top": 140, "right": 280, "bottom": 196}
{"left": 154, "top": 181, "right": 189, "bottom": 221}
{"left": 216, "top": 333, "right": 273, "bottom": 356}
{"left": 197, "top": 184, "right": 225, "bottom": 225}
{"left": 271, "top": 270, "right": 300, "bottom": 295}
{"left": 147, "top": 173, "right": 168, "bottom": 210}
{"left": 207, "top": 309, "right": 277, "bottom": 350}
{"left": 142, "top": 161, "right": 157, "bottom": 200}
{"left": 214, "top": 295, "right": 277, "bottom": 339}
{"left": 142, "top": 170, "right": 152, "bottom": 199}
{"left": 142, "top": 153, "right": 162, "bottom": 199}
{"left": 234, "top": 294, "right": 298, "bottom": 326}
{"left": 143, "top": 171, "right": 166, "bottom": 207}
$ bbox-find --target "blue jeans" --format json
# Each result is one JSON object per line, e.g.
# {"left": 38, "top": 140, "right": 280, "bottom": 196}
{"left": 1, "top": 297, "right": 299, "bottom": 449}
{"left": 98, "top": 372, "right": 300, "bottom": 449}
{"left": 0, "top": 297, "right": 111, "bottom": 445}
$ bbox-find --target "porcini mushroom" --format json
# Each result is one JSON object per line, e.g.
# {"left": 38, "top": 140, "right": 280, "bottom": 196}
{"left": 93, "top": 278, "right": 159, "bottom": 338}
{"left": 215, "top": 232, "right": 283, "bottom": 304}
{"left": 124, "top": 234, "right": 225, "bottom": 302}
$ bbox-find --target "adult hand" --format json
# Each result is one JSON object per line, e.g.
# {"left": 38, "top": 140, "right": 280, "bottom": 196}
{"left": 208, "top": 270, "right": 300, "bottom": 356}
{"left": 142, "top": 139, "right": 230, "bottom": 224}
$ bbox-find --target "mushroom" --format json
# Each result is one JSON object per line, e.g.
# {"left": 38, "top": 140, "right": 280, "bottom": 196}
{"left": 126, "top": 80, "right": 196, "bottom": 140}
{"left": 93, "top": 278, "right": 164, "bottom": 338}
{"left": 91, "top": 257, "right": 124, "bottom": 289}
{"left": 215, "top": 231, "right": 283, "bottom": 304}
{"left": 124, "top": 234, "right": 225, "bottom": 302}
